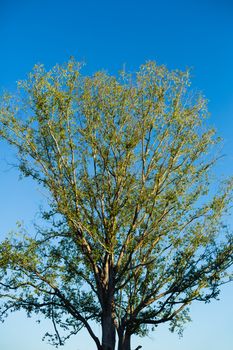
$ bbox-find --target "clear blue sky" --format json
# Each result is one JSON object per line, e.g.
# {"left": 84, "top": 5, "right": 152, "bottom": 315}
{"left": 0, "top": 0, "right": 233, "bottom": 349}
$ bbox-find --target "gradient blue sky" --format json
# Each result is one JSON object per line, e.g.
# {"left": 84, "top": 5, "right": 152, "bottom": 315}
{"left": 0, "top": 0, "right": 233, "bottom": 349}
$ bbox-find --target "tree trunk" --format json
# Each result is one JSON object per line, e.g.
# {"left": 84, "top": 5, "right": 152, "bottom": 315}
{"left": 117, "top": 331, "right": 131, "bottom": 350}
{"left": 101, "top": 311, "right": 116, "bottom": 350}
{"left": 100, "top": 254, "right": 116, "bottom": 350}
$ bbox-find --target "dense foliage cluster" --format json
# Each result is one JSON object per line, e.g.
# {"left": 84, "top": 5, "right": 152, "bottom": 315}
{"left": 0, "top": 60, "right": 232, "bottom": 350}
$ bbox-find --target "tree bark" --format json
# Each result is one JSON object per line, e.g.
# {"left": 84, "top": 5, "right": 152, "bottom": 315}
{"left": 100, "top": 254, "right": 116, "bottom": 350}
{"left": 101, "top": 310, "right": 116, "bottom": 350}
{"left": 117, "top": 330, "right": 131, "bottom": 350}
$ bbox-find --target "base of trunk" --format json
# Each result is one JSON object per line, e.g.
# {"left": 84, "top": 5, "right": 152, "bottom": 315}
{"left": 118, "top": 331, "right": 131, "bottom": 350}
{"left": 102, "top": 314, "right": 116, "bottom": 350}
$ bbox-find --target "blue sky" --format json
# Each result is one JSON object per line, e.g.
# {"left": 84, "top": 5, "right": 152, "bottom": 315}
{"left": 0, "top": 0, "right": 233, "bottom": 349}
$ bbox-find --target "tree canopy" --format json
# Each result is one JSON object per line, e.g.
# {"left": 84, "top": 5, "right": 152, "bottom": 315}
{"left": 0, "top": 60, "right": 232, "bottom": 350}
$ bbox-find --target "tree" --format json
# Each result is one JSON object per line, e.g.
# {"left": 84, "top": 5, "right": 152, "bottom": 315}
{"left": 0, "top": 60, "right": 232, "bottom": 350}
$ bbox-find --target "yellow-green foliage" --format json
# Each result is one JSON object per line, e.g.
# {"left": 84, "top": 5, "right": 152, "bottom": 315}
{"left": 0, "top": 59, "right": 232, "bottom": 348}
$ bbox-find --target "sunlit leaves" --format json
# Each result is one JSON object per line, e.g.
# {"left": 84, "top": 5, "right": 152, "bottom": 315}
{"left": 0, "top": 59, "right": 233, "bottom": 346}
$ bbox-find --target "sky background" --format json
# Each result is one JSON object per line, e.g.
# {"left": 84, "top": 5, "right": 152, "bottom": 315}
{"left": 0, "top": 0, "right": 233, "bottom": 349}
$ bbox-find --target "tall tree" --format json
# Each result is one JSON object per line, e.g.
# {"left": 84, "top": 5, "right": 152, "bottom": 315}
{"left": 0, "top": 60, "right": 232, "bottom": 350}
